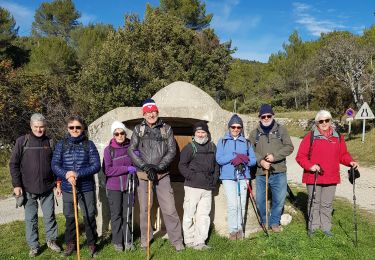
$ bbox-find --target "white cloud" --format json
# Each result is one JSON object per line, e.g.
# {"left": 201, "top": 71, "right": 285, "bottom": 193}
{"left": 293, "top": 2, "right": 345, "bottom": 37}
{"left": 208, "top": 0, "right": 260, "bottom": 34}
{"left": 0, "top": 0, "right": 34, "bottom": 35}
{"left": 78, "top": 13, "right": 97, "bottom": 25}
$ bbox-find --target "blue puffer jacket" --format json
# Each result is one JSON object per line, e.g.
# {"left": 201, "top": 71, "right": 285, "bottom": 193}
{"left": 52, "top": 134, "right": 100, "bottom": 193}
{"left": 216, "top": 132, "right": 256, "bottom": 180}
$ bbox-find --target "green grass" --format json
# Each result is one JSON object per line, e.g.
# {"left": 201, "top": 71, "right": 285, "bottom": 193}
{"left": 1, "top": 189, "right": 374, "bottom": 259}
{"left": 345, "top": 127, "right": 375, "bottom": 167}
{"left": 0, "top": 166, "right": 12, "bottom": 198}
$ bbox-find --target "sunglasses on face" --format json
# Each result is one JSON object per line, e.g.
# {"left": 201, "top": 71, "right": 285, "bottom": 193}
{"left": 230, "top": 126, "right": 242, "bottom": 130}
{"left": 318, "top": 119, "right": 331, "bottom": 124}
{"left": 114, "top": 132, "right": 125, "bottom": 137}
{"left": 68, "top": 126, "right": 82, "bottom": 130}
{"left": 260, "top": 115, "right": 272, "bottom": 120}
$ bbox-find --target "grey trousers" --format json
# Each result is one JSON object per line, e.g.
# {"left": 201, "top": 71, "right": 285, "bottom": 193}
{"left": 24, "top": 190, "right": 58, "bottom": 249}
{"left": 137, "top": 175, "right": 183, "bottom": 247}
{"left": 307, "top": 184, "right": 336, "bottom": 232}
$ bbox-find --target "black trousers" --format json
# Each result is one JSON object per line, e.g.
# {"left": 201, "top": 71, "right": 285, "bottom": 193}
{"left": 62, "top": 190, "right": 97, "bottom": 245}
{"left": 107, "top": 190, "right": 133, "bottom": 245}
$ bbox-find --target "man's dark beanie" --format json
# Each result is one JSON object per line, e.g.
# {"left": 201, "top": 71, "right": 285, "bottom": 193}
{"left": 258, "top": 104, "right": 274, "bottom": 117}
{"left": 227, "top": 114, "right": 243, "bottom": 128}
{"left": 193, "top": 121, "right": 209, "bottom": 134}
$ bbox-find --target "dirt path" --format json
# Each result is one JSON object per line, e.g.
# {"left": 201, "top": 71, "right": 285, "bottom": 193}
{"left": 0, "top": 137, "right": 373, "bottom": 224}
{"left": 287, "top": 137, "right": 375, "bottom": 212}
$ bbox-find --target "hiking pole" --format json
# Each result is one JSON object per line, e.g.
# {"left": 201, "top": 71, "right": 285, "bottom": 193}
{"left": 147, "top": 180, "right": 152, "bottom": 260}
{"left": 265, "top": 169, "right": 269, "bottom": 230}
{"left": 351, "top": 167, "right": 358, "bottom": 247}
{"left": 243, "top": 176, "right": 269, "bottom": 236}
{"left": 72, "top": 183, "right": 81, "bottom": 260}
{"left": 308, "top": 169, "right": 319, "bottom": 235}
{"left": 131, "top": 174, "right": 135, "bottom": 246}
{"left": 125, "top": 176, "right": 131, "bottom": 251}
{"left": 236, "top": 169, "right": 244, "bottom": 239}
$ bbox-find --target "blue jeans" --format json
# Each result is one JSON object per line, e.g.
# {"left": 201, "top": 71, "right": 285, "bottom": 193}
{"left": 222, "top": 180, "right": 247, "bottom": 233}
{"left": 25, "top": 190, "right": 58, "bottom": 249}
{"left": 256, "top": 173, "right": 287, "bottom": 227}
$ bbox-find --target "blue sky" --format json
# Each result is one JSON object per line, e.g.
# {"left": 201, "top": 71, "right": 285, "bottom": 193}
{"left": 1, "top": 0, "right": 374, "bottom": 62}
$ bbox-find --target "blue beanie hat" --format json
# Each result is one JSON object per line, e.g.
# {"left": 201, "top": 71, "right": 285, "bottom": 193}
{"left": 258, "top": 104, "right": 274, "bottom": 117}
{"left": 228, "top": 114, "right": 243, "bottom": 128}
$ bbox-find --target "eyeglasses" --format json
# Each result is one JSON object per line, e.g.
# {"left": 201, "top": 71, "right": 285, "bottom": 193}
{"left": 114, "top": 132, "right": 125, "bottom": 137}
{"left": 145, "top": 111, "right": 158, "bottom": 116}
{"left": 318, "top": 119, "right": 330, "bottom": 124}
{"left": 260, "top": 115, "right": 273, "bottom": 119}
{"left": 230, "top": 126, "right": 242, "bottom": 130}
{"left": 68, "top": 126, "right": 82, "bottom": 130}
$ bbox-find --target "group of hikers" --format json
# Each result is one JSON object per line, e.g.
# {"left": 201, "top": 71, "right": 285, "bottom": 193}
{"left": 9, "top": 98, "right": 359, "bottom": 258}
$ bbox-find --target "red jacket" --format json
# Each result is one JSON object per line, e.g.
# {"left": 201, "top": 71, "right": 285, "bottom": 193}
{"left": 296, "top": 129, "right": 353, "bottom": 185}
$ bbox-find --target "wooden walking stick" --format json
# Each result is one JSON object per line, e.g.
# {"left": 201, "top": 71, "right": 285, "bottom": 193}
{"left": 147, "top": 180, "right": 152, "bottom": 260}
{"left": 265, "top": 169, "right": 269, "bottom": 230}
{"left": 72, "top": 183, "right": 81, "bottom": 260}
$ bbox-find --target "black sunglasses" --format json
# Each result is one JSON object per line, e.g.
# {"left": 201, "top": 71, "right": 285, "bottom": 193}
{"left": 261, "top": 115, "right": 272, "bottom": 119}
{"left": 68, "top": 125, "right": 82, "bottom": 130}
{"left": 318, "top": 119, "right": 330, "bottom": 124}
{"left": 114, "top": 132, "right": 125, "bottom": 137}
{"left": 230, "top": 126, "right": 242, "bottom": 130}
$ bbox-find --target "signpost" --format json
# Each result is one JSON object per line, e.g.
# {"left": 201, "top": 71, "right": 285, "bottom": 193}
{"left": 346, "top": 108, "right": 355, "bottom": 136}
{"left": 354, "top": 102, "right": 375, "bottom": 143}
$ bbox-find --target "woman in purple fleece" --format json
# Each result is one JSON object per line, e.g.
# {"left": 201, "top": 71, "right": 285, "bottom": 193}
{"left": 103, "top": 121, "right": 137, "bottom": 252}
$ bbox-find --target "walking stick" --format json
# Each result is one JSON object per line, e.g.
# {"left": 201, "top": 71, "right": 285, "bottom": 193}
{"left": 147, "top": 180, "right": 152, "bottom": 260}
{"left": 72, "top": 184, "right": 81, "bottom": 260}
{"left": 352, "top": 167, "right": 358, "bottom": 247}
{"left": 125, "top": 176, "right": 131, "bottom": 251}
{"left": 236, "top": 170, "right": 244, "bottom": 239}
{"left": 243, "top": 177, "right": 268, "bottom": 236}
{"left": 131, "top": 174, "right": 135, "bottom": 246}
{"left": 308, "top": 170, "right": 319, "bottom": 235}
{"left": 265, "top": 169, "right": 269, "bottom": 229}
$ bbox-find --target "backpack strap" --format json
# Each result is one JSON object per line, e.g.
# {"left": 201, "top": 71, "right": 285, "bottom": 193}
{"left": 308, "top": 129, "right": 341, "bottom": 160}
{"left": 138, "top": 123, "right": 168, "bottom": 141}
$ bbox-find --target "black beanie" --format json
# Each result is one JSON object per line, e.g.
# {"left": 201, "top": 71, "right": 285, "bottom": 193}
{"left": 228, "top": 114, "right": 243, "bottom": 128}
{"left": 258, "top": 104, "right": 274, "bottom": 117}
{"left": 193, "top": 121, "right": 209, "bottom": 134}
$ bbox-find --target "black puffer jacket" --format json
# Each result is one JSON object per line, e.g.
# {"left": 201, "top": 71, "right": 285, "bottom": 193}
{"left": 128, "top": 119, "right": 176, "bottom": 172}
{"left": 9, "top": 133, "right": 55, "bottom": 194}
{"left": 178, "top": 139, "right": 219, "bottom": 190}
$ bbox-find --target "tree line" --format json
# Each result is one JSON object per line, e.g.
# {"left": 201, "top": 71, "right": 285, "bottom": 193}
{"left": 1, "top": 0, "right": 374, "bottom": 144}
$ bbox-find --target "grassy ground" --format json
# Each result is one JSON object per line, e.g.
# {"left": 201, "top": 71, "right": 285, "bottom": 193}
{"left": 0, "top": 188, "right": 374, "bottom": 260}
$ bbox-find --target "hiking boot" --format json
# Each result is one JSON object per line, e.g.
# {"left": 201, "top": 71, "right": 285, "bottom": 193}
{"left": 124, "top": 243, "right": 135, "bottom": 251}
{"left": 175, "top": 243, "right": 185, "bottom": 252}
{"left": 194, "top": 243, "right": 211, "bottom": 250}
{"left": 47, "top": 240, "right": 61, "bottom": 253}
{"left": 323, "top": 231, "right": 333, "bottom": 237}
{"left": 88, "top": 244, "right": 98, "bottom": 258}
{"left": 229, "top": 231, "right": 237, "bottom": 240}
{"left": 113, "top": 244, "right": 123, "bottom": 252}
{"left": 62, "top": 242, "right": 76, "bottom": 257}
{"left": 28, "top": 247, "right": 39, "bottom": 258}
{"left": 236, "top": 230, "right": 244, "bottom": 240}
{"left": 271, "top": 224, "right": 283, "bottom": 233}
{"left": 185, "top": 242, "right": 195, "bottom": 248}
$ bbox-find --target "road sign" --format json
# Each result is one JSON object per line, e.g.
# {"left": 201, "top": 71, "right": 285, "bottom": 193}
{"left": 354, "top": 102, "right": 374, "bottom": 120}
{"left": 346, "top": 108, "right": 355, "bottom": 118}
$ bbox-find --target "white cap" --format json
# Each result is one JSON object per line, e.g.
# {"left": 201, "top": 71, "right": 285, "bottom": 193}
{"left": 111, "top": 121, "right": 126, "bottom": 135}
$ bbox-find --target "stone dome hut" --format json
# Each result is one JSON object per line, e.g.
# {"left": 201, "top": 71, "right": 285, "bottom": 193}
{"left": 89, "top": 81, "right": 261, "bottom": 237}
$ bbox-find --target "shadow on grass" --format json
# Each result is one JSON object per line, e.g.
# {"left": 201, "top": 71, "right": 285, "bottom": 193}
{"left": 294, "top": 191, "right": 309, "bottom": 229}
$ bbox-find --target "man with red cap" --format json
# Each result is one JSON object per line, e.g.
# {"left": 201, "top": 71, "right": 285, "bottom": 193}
{"left": 128, "top": 98, "right": 184, "bottom": 251}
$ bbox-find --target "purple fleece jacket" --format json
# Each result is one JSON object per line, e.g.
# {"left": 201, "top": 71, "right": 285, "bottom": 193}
{"left": 103, "top": 138, "right": 135, "bottom": 191}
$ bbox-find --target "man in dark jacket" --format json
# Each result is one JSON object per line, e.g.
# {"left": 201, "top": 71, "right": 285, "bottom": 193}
{"left": 51, "top": 115, "right": 100, "bottom": 257}
{"left": 178, "top": 121, "right": 219, "bottom": 250}
{"left": 9, "top": 113, "right": 61, "bottom": 257}
{"left": 249, "top": 104, "right": 294, "bottom": 233}
{"left": 128, "top": 98, "right": 184, "bottom": 251}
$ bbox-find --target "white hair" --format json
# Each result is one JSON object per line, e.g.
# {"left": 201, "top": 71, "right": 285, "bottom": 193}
{"left": 30, "top": 113, "right": 46, "bottom": 125}
{"left": 315, "top": 110, "right": 332, "bottom": 122}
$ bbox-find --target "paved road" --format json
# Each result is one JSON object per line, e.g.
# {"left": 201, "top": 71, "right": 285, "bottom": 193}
{"left": 0, "top": 137, "right": 373, "bottom": 224}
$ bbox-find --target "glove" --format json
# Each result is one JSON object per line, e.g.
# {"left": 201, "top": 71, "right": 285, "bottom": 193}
{"left": 237, "top": 154, "right": 249, "bottom": 164}
{"left": 231, "top": 155, "right": 243, "bottom": 166}
{"left": 127, "top": 166, "right": 137, "bottom": 174}
{"left": 143, "top": 164, "right": 156, "bottom": 172}
{"left": 147, "top": 167, "right": 158, "bottom": 182}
